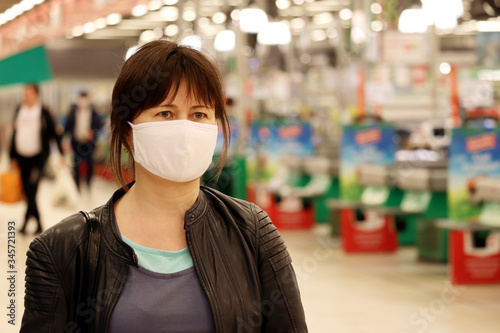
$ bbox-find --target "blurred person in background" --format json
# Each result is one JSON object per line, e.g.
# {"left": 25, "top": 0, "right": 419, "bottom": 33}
{"left": 9, "top": 83, "right": 64, "bottom": 235}
{"left": 20, "top": 40, "right": 307, "bottom": 332}
{"left": 64, "top": 91, "right": 102, "bottom": 193}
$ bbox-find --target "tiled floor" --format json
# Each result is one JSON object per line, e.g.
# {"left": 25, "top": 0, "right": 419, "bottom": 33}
{"left": 1, "top": 177, "right": 499, "bottom": 333}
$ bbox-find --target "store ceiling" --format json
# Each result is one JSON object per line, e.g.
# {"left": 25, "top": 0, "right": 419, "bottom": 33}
{"left": 2, "top": 0, "right": 500, "bottom": 45}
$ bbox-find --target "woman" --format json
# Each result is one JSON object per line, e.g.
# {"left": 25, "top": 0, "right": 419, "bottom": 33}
{"left": 10, "top": 83, "right": 64, "bottom": 234}
{"left": 21, "top": 40, "right": 307, "bottom": 332}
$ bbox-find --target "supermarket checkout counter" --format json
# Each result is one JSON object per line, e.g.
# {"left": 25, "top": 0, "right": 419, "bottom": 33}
{"left": 436, "top": 177, "right": 500, "bottom": 284}
{"left": 393, "top": 159, "right": 449, "bottom": 260}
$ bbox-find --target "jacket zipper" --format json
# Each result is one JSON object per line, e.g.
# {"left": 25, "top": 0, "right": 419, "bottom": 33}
{"left": 187, "top": 229, "right": 223, "bottom": 332}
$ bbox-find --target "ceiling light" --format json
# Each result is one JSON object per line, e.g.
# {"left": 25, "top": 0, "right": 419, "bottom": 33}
{"left": 326, "top": 27, "right": 338, "bottom": 38}
{"left": 164, "top": 24, "right": 179, "bottom": 37}
{"left": 439, "top": 62, "right": 451, "bottom": 75}
{"left": 240, "top": 8, "right": 268, "bottom": 33}
{"left": 95, "top": 18, "right": 107, "bottom": 29}
{"left": 72, "top": 25, "right": 84, "bottom": 37}
{"left": 300, "top": 53, "right": 311, "bottom": 64}
{"left": 290, "top": 17, "right": 305, "bottom": 30}
{"left": 160, "top": 7, "right": 179, "bottom": 21}
{"left": 339, "top": 8, "right": 353, "bottom": 21}
{"left": 198, "top": 17, "right": 210, "bottom": 27}
{"left": 140, "top": 30, "right": 156, "bottom": 43}
{"left": 107, "top": 13, "right": 122, "bottom": 25}
{"left": 276, "top": 0, "right": 291, "bottom": 10}
{"left": 153, "top": 27, "right": 163, "bottom": 38}
{"left": 203, "top": 25, "right": 221, "bottom": 37}
{"left": 165, "top": 24, "right": 179, "bottom": 36}
{"left": 183, "top": 9, "right": 197, "bottom": 22}
{"left": 313, "top": 12, "right": 333, "bottom": 25}
{"left": 435, "top": 15, "right": 457, "bottom": 30}
{"left": 257, "top": 22, "right": 291, "bottom": 45}
{"left": 148, "top": 0, "right": 163, "bottom": 11}
{"left": 125, "top": 45, "right": 140, "bottom": 60}
{"left": 370, "top": 3, "right": 382, "bottom": 15}
{"left": 83, "top": 22, "right": 96, "bottom": 34}
{"left": 4, "top": 10, "right": 16, "bottom": 21}
{"left": 421, "top": 0, "right": 462, "bottom": 29}
{"left": 212, "top": 12, "right": 226, "bottom": 24}
{"left": 10, "top": 5, "right": 23, "bottom": 17}
{"left": 214, "top": 30, "right": 236, "bottom": 52}
{"left": 477, "top": 20, "right": 500, "bottom": 31}
{"left": 20, "top": 0, "right": 35, "bottom": 11}
{"left": 293, "top": 0, "right": 305, "bottom": 4}
{"left": 230, "top": 9, "right": 240, "bottom": 21}
{"left": 163, "top": 0, "right": 178, "bottom": 4}
{"left": 371, "top": 20, "right": 383, "bottom": 32}
{"left": 398, "top": 9, "right": 427, "bottom": 33}
{"left": 32, "top": 0, "right": 44, "bottom": 4}
{"left": 132, "top": 4, "right": 148, "bottom": 17}
{"left": 310, "top": 29, "right": 326, "bottom": 41}
{"left": 181, "top": 35, "right": 202, "bottom": 51}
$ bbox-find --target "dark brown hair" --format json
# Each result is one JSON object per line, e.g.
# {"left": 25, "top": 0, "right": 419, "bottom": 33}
{"left": 109, "top": 40, "right": 231, "bottom": 187}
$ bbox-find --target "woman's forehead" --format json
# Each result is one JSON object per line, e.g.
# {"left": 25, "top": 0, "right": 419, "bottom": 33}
{"left": 160, "top": 81, "right": 213, "bottom": 107}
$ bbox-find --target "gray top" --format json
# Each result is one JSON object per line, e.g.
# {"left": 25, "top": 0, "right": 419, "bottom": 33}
{"left": 108, "top": 214, "right": 215, "bottom": 332}
{"left": 108, "top": 265, "right": 215, "bottom": 333}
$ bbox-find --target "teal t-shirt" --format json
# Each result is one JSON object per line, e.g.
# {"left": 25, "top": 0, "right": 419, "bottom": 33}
{"left": 121, "top": 235, "right": 194, "bottom": 274}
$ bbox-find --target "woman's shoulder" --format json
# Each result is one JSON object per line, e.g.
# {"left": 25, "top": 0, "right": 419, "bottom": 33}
{"left": 31, "top": 213, "right": 92, "bottom": 255}
{"left": 201, "top": 186, "right": 271, "bottom": 231}
{"left": 202, "top": 186, "right": 255, "bottom": 212}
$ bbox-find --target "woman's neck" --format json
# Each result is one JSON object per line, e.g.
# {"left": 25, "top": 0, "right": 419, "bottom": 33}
{"left": 123, "top": 164, "right": 200, "bottom": 224}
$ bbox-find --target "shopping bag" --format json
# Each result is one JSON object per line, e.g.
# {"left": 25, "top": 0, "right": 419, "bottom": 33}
{"left": 52, "top": 166, "right": 79, "bottom": 207}
{"left": 0, "top": 169, "right": 24, "bottom": 203}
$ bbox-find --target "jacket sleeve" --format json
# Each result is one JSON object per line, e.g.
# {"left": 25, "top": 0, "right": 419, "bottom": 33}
{"left": 64, "top": 108, "right": 75, "bottom": 137}
{"left": 20, "top": 238, "right": 68, "bottom": 333}
{"left": 254, "top": 205, "right": 308, "bottom": 333}
{"left": 44, "top": 108, "right": 64, "bottom": 155}
{"left": 91, "top": 108, "right": 103, "bottom": 133}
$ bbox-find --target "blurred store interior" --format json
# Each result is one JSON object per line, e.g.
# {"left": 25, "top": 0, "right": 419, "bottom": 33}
{"left": 1, "top": 0, "right": 500, "bottom": 332}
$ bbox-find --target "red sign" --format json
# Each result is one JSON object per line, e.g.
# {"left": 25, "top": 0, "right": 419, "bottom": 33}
{"left": 355, "top": 128, "right": 382, "bottom": 145}
{"left": 466, "top": 133, "right": 497, "bottom": 153}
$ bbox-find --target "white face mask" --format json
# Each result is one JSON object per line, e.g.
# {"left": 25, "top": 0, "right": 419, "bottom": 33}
{"left": 128, "top": 120, "right": 218, "bottom": 182}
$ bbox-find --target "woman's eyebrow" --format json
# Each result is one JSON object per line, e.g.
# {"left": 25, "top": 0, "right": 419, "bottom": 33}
{"left": 158, "top": 104, "right": 211, "bottom": 110}
{"left": 158, "top": 103, "right": 178, "bottom": 109}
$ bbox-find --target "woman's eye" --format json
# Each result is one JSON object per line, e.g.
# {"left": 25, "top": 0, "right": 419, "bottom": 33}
{"left": 158, "top": 111, "right": 172, "bottom": 118}
{"left": 193, "top": 112, "right": 206, "bottom": 119}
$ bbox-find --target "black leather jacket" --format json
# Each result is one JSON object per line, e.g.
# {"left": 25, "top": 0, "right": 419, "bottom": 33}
{"left": 20, "top": 185, "right": 307, "bottom": 332}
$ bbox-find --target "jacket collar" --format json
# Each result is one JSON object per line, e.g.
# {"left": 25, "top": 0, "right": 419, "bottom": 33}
{"left": 98, "top": 182, "right": 210, "bottom": 265}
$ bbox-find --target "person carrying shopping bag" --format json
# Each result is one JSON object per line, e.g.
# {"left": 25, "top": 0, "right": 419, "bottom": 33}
{"left": 9, "top": 83, "right": 64, "bottom": 235}
{"left": 20, "top": 40, "right": 307, "bottom": 332}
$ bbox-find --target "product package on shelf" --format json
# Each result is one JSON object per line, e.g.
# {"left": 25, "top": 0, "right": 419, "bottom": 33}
{"left": 338, "top": 123, "right": 398, "bottom": 252}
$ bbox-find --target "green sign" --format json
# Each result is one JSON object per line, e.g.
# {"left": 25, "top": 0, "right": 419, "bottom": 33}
{"left": 0, "top": 45, "right": 53, "bottom": 87}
